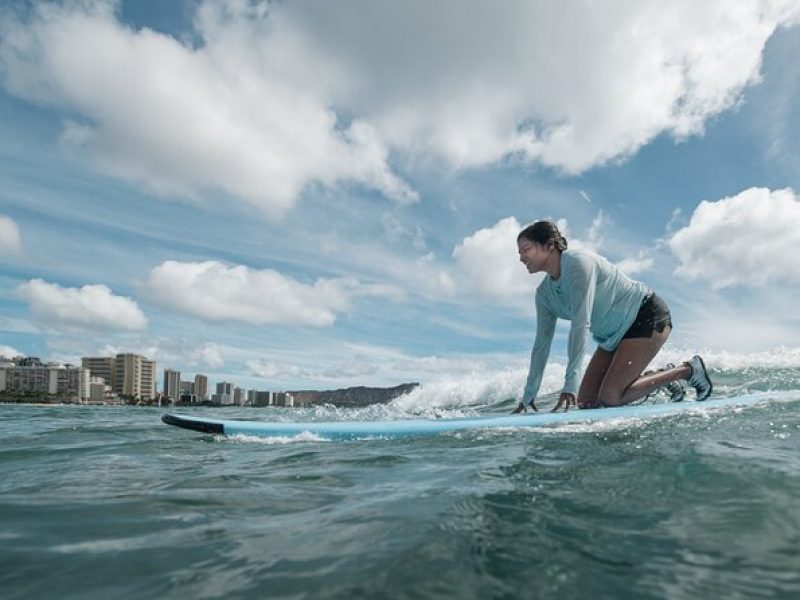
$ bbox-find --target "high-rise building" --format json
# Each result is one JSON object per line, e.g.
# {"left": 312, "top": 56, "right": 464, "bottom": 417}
{"left": 163, "top": 369, "right": 181, "bottom": 401}
{"left": 81, "top": 354, "right": 155, "bottom": 400}
{"left": 253, "top": 390, "right": 272, "bottom": 407}
{"left": 214, "top": 381, "right": 234, "bottom": 405}
{"left": 0, "top": 361, "right": 9, "bottom": 391}
{"left": 234, "top": 387, "right": 245, "bottom": 406}
{"left": 0, "top": 360, "right": 89, "bottom": 401}
{"left": 111, "top": 354, "right": 156, "bottom": 400}
{"left": 194, "top": 374, "right": 208, "bottom": 400}
{"left": 141, "top": 359, "right": 156, "bottom": 400}
{"left": 81, "top": 357, "right": 115, "bottom": 387}
{"left": 88, "top": 377, "right": 110, "bottom": 403}
{"left": 270, "top": 392, "right": 294, "bottom": 407}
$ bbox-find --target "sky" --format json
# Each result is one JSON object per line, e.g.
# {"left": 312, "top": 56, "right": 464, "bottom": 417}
{"left": 1, "top": 0, "right": 800, "bottom": 395}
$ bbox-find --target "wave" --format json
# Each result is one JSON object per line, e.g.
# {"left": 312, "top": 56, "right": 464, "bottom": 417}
{"left": 388, "top": 346, "right": 800, "bottom": 414}
{"left": 198, "top": 347, "right": 800, "bottom": 423}
{"left": 655, "top": 346, "right": 800, "bottom": 370}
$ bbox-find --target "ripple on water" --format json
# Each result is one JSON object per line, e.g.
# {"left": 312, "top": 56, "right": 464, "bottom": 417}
{"left": 1, "top": 397, "right": 800, "bottom": 598}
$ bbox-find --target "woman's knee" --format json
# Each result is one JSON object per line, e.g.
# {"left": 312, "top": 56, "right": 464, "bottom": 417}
{"left": 597, "top": 384, "right": 624, "bottom": 407}
{"left": 577, "top": 391, "right": 599, "bottom": 409}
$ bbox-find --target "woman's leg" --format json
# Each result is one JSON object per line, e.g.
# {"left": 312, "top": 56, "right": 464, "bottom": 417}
{"left": 597, "top": 327, "right": 690, "bottom": 407}
{"left": 577, "top": 347, "right": 614, "bottom": 409}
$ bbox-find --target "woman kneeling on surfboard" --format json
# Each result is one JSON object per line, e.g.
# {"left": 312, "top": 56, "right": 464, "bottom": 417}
{"left": 513, "top": 220, "right": 712, "bottom": 414}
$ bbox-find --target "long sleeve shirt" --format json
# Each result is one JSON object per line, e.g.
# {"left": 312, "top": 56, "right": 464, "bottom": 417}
{"left": 522, "top": 249, "right": 649, "bottom": 402}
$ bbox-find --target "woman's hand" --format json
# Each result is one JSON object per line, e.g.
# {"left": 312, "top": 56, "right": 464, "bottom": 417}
{"left": 577, "top": 398, "right": 600, "bottom": 410}
{"left": 551, "top": 392, "right": 576, "bottom": 412}
{"left": 511, "top": 399, "right": 539, "bottom": 414}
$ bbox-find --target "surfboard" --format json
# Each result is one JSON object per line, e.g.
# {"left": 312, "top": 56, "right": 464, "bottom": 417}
{"left": 161, "top": 393, "right": 770, "bottom": 440}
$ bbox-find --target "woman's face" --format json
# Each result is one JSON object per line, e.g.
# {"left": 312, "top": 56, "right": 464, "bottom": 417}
{"left": 518, "top": 239, "right": 551, "bottom": 274}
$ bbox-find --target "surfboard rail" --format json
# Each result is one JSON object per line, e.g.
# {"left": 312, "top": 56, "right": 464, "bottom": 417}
{"left": 161, "top": 393, "right": 776, "bottom": 441}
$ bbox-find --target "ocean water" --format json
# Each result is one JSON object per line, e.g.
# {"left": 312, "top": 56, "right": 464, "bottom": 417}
{"left": 2, "top": 354, "right": 800, "bottom": 599}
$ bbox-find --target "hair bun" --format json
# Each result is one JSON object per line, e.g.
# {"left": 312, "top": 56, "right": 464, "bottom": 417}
{"left": 518, "top": 220, "right": 568, "bottom": 252}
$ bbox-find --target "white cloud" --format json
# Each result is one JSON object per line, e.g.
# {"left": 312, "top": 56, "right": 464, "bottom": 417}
{"left": 246, "top": 342, "right": 527, "bottom": 390}
{"left": 0, "top": 344, "right": 23, "bottom": 359}
{"left": 0, "top": 215, "right": 23, "bottom": 256}
{"left": 142, "top": 260, "right": 398, "bottom": 326}
{"left": 666, "top": 294, "right": 800, "bottom": 352}
{"left": 615, "top": 252, "right": 655, "bottom": 276}
{"left": 275, "top": 0, "right": 800, "bottom": 172}
{"left": 668, "top": 187, "right": 800, "bottom": 288}
{"left": 16, "top": 279, "right": 148, "bottom": 331}
{"left": 194, "top": 343, "right": 225, "bottom": 370}
{"left": 0, "top": 1, "right": 416, "bottom": 216}
{"left": 246, "top": 359, "right": 307, "bottom": 380}
{"left": 98, "top": 339, "right": 225, "bottom": 370}
{"left": 452, "top": 217, "right": 538, "bottom": 306}
{"left": 380, "top": 211, "right": 427, "bottom": 251}
{"left": 2, "top": 1, "right": 797, "bottom": 214}
{"left": 558, "top": 212, "right": 607, "bottom": 253}
{"left": 246, "top": 355, "right": 378, "bottom": 382}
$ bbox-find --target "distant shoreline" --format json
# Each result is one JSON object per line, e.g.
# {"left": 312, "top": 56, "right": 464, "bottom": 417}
{"left": 0, "top": 382, "right": 421, "bottom": 408}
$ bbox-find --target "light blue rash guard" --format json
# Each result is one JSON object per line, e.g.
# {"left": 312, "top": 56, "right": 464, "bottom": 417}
{"left": 523, "top": 249, "right": 650, "bottom": 403}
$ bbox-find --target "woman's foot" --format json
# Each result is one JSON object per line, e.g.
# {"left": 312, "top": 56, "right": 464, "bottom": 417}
{"left": 685, "top": 355, "right": 713, "bottom": 401}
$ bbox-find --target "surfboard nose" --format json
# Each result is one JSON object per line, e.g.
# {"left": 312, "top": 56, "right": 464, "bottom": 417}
{"left": 162, "top": 413, "right": 224, "bottom": 434}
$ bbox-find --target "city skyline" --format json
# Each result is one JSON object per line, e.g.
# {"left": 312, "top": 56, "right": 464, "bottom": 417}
{"left": 1, "top": 349, "right": 297, "bottom": 404}
{"left": 2, "top": 2, "right": 800, "bottom": 399}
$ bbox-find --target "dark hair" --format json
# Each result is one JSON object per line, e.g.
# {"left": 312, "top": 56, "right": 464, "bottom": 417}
{"left": 517, "top": 220, "right": 568, "bottom": 251}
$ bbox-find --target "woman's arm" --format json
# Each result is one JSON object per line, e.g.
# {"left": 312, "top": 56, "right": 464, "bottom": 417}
{"left": 563, "top": 253, "right": 598, "bottom": 396}
{"left": 522, "top": 291, "right": 557, "bottom": 406}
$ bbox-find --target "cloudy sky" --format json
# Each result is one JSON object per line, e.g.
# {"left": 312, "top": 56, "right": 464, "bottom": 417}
{"left": 1, "top": 0, "right": 799, "bottom": 394}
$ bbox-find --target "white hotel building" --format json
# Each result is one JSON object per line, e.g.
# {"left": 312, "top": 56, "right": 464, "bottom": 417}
{"left": 0, "top": 356, "right": 90, "bottom": 401}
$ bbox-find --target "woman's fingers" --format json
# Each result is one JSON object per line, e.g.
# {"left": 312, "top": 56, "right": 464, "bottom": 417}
{"left": 552, "top": 393, "right": 576, "bottom": 412}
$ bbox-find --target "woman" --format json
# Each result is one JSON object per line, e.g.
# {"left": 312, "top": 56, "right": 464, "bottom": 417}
{"left": 512, "top": 220, "right": 712, "bottom": 414}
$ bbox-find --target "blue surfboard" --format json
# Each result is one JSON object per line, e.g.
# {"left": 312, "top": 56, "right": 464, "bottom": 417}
{"left": 162, "top": 393, "right": 771, "bottom": 440}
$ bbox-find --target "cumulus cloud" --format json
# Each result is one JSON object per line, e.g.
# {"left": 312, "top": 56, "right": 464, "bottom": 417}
{"left": 615, "top": 252, "right": 655, "bottom": 276}
{"left": 2, "top": 1, "right": 797, "bottom": 213}
{"left": 98, "top": 339, "right": 225, "bottom": 370}
{"left": 452, "top": 217, "right": 538, "bottom": 306}
{"left": 17, "top": 279, "right": 148, "bottom": 331}
{"left": 0, "top": 215, "right": 23, "bottom": 256}
{"left": 274, "top": 0, "right": 800, "bottom": 171}
{"left": 668, "top": 187, "right": 800, "bottom": 288}
{"left": 0, "top": 0, "right": 416, "bottom": 216}
{"left": 245, "top": 356, "right": 378, "bottom": 381}
{"left": 0, "top": 344, "right": 23, "bottom": 359}
{"left": 246, "top": 343, "right": 524, "bottom": 390}
{"left": 142, "top": 260, "right": 398, "bottom": 326}
{"left": 246, "top": 359, "right": 307, "bottom": 380}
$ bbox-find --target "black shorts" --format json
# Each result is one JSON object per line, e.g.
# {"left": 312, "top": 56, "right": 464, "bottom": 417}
{"left": 621, "top": 293, "right": 672, "bottom": 340}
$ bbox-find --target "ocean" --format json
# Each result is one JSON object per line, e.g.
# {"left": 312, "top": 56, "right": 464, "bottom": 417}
{"left": 2, "top": 351, "right": 800, "bottom": 599}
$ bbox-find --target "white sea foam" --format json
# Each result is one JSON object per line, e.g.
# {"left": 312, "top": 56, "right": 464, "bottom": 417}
{"left": 389, "top": 363, "right": 566, "bottom": 414}
{"left": 383, "top": 347, "right": 800, "bottom": 413}
{"left": 654, "top": 346, "right": 800, "bottom": 370}
{"left": 208, "top": 349, "right": 800, "bottom": 423}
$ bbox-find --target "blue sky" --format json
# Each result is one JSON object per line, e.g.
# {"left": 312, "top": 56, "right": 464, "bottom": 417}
{"left": 1, "top": 1, "right": 799, "bottom": 395}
